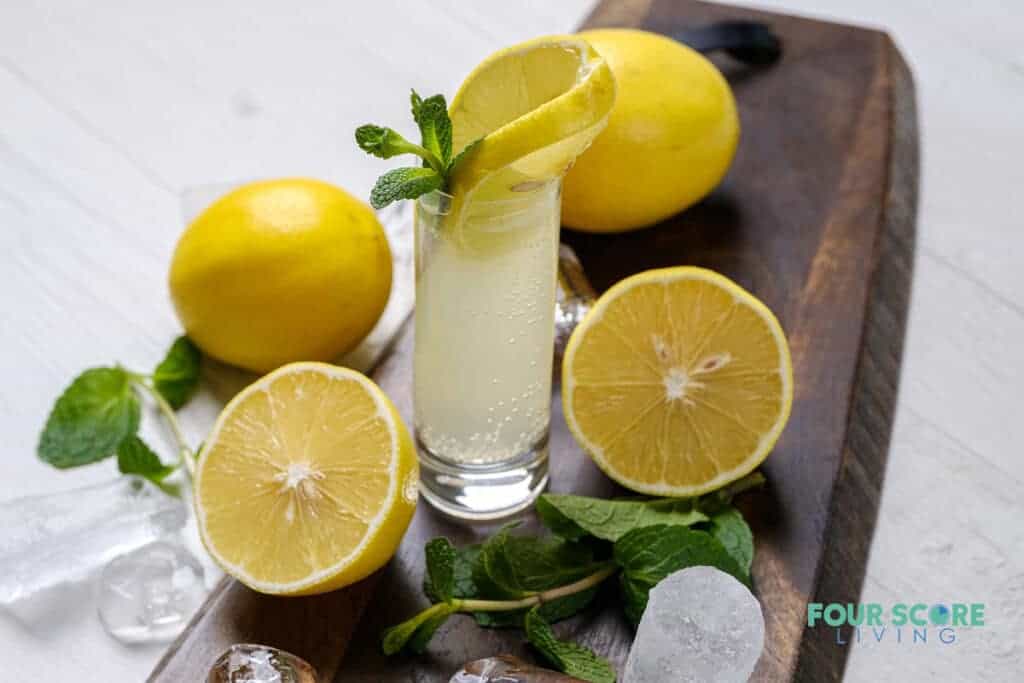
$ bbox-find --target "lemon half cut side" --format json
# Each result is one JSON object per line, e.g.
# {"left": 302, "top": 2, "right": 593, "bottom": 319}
{"left": 194, "top": 362, "right": 417, "bottom": 596}
{"left": 562, "top": 267, "right": 793, "bottom": 497}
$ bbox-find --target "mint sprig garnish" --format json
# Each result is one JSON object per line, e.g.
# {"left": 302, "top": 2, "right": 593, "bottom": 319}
{"left": 355, "top": 89, "right": 480, "bottom": 209}
{"left": 37, "top": 336, "right": 202, "bottom": 493}
{"left": 381, "top": 472, "right": 764, "bottom": 682}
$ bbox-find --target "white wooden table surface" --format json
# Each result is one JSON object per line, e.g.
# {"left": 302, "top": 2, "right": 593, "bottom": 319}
{"left": 1, "top": 1, "right": 1021, "bottom": 680}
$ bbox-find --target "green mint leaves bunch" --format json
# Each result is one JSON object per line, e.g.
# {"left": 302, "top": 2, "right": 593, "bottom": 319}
{"left": 381, "top": 473, "right": 764, "bottom": 683}
{"left": 355, "top": 90, "right": 479, "bottom": 208}
{"left": 37, "top": 336, "right": 202, "bottom": 494}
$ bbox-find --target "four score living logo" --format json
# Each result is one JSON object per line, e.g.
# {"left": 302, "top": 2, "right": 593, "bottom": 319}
{"left": 808, "top": 602, "right": 986, "bottom": 645}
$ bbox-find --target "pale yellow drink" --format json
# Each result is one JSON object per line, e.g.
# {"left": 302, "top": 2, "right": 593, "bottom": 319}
{"left": 414, "top": 183, "right": 560, "bottom": 467}
{"left": 410, "top": 35, "right": 615, "bottom": 518}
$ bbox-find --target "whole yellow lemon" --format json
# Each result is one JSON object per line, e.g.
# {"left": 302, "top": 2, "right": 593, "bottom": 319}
{"left": 562, "top": 29, "right": 740, "bottom": 233}
{"left": 169, "top": 178, "right": 392, "bottom": 373}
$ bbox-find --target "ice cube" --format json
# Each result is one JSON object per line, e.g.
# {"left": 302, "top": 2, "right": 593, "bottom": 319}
{"left": 0, "top": 476, "right": 187, "bottom": 606}
{"left": 98, "top": 540, "right": 206, "bottom": 644}
{"left": 623, "top": 566, "right": 764, "bottom": 683}
{"left": 207, "top": 644, "right": 318, "bottom": 683}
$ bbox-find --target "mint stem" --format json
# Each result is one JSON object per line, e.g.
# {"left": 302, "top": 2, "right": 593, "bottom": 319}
{"left": 131, "top": 377, "right": 195, "bottom": 477}
{"left": 457, "top": 564, "right": 618, "bottom": 613}
{"left": 402, "top": 142, "right": 445, "bottom": 175}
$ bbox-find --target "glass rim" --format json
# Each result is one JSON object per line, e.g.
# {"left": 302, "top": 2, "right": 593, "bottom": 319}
{"left": 415, "top": 180, "right": 561, "bottom": 218}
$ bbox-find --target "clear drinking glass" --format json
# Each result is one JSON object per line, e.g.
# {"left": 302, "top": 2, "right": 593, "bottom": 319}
{"left": 414, "top": 181, "right": 562, "bottom": 519}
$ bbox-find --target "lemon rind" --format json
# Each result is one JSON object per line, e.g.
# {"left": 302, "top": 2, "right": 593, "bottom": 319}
{"left": 446, "top": 35, "right": 616, "bottom": 229}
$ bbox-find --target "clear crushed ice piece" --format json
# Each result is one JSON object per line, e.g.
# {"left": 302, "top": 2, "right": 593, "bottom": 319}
{"left": 98, "top": 540, "right": 206, "bottom": 644}
{"left": 623, "top": 566, "right": 765, "bottom": 683}
{"left": 207, "top": 644, "right": 318, "bottom": 683}
{"left": 451, "top": 655, "right": 586, "bottom": 682}
{"left": 0, "top": 476, "right": 187, "bottom": 606}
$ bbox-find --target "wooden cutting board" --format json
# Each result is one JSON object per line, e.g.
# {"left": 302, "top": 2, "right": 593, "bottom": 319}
{"left": 149, "top": 0, "right": 918, "bottom": 681}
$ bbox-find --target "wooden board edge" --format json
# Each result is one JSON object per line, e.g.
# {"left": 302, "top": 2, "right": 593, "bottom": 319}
{"left": 791, "top": 36, "right": 919, "bottom": 682}
{"left": 148, "top": 575, "right": 232, "bottom": 681}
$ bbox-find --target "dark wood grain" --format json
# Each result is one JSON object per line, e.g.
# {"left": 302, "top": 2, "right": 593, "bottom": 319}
{"left": 149, "top": 1, "right": 918, "bottom": 681}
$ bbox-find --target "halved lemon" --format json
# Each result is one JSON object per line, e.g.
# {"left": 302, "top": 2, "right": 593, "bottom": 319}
{"left": 562, "top": 268, "right": 793, "bottom": 496}
{"left": 445, "top": 35, "right": 616, "bottom": 238}
{"left": 194, "top": 362, "right": 417, "bottom": 595}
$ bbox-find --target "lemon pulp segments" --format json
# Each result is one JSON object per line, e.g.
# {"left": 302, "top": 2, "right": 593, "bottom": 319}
{"left": 194, "top": 363, "right": 416, "bottom": 595}
{"left": 563, "top": 268, "right": 793, "bottom": 496}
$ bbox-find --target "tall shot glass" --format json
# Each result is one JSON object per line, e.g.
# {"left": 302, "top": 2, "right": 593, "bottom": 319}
{"left": 413, "top": 181, "right": 562, "bottom": 519}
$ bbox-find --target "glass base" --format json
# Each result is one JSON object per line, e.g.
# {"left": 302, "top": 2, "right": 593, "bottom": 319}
{"left": 416, "top": 433, "right": 550, "bottom": 521}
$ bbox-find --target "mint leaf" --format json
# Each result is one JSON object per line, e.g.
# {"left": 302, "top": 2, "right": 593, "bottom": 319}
{"left": 524, "top": 608, "right": 616, "bottom": 683}
{"left": 381, "top": 602, "right": 456, "bottom": 655}
{"left": 615, "top": 525, "right": 746, "bottom": 624}
{"left": 618, "top": 573, "right": 649, "bottom": 627}
{"left": 369, "top": 167, "right": 443, "bottom": 209}
{"left": 450, "top": 545, "right": 482, "bottom": 600}
{"left": 709, "top": 506, "right": 754, "bottom": 580}
{"left": 410, "top": 90, "right": 424, "bottom": 120}
{"left": 410, "top": 91, "right": 452, "bottom": 166}
{"left": 538, "top": 493, "right": 709, "bottom": 542}
{"left": 356, "top": 124, "right": 397, "bottom": 156}
{"left": 116, "top": 434, "right": 174, "bottom": 481}
{"left": 152, "top": 336, "right": 201, "bottom": 409}
{"left": 421, "top": 544, "right": 505, "bottom": 627}
{"left": 38, "top": 367, "right": 140, "bottom": 468}
{"left": 423, "top": 537, "right": 457, "bottom": 603}
{"left": 535, "top": 496, "right": 589, "bottom": 540}
{"left": 355, "top": 123, "right": 444, "bottom": 175}
{"left": 477, "top": 524, "right": 604, "bottom": 599}
{"left": 425, "top": 543, "right": 480, "bottom": 602}
{"left": 355, "top": 125, "right": 418, "bottom": 159}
